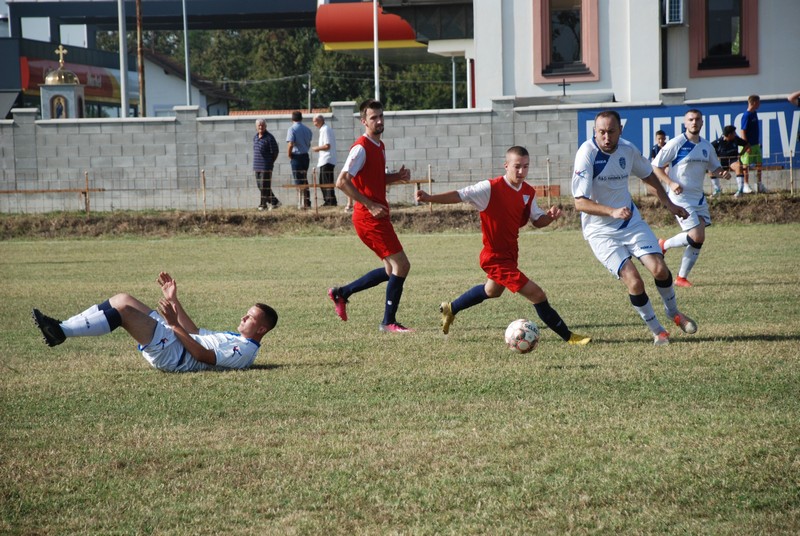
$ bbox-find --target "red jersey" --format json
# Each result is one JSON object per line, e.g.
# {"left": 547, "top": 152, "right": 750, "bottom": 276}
{"left": 351, "top": 135, "right": 388, "bottom": 215}
{"left": 478, "top": 176, "right": 536, "bottom": 266}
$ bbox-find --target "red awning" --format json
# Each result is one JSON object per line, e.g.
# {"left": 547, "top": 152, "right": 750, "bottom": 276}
{"left": 316, "top": 2, "right": 422, "bottom": 50}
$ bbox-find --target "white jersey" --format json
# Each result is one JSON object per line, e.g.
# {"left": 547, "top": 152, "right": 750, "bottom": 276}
{"left": 458, "top": 178, "right": 546, "bottom": 222}
{"left": 652, "top": 133, "right": 720, "bottom": 207}
{"left": 316, "top": 123, "right": 337, "bottom": 167}
{"left": 571, "top": 137, "right": 654, "bottom": 239}
{"left": 190, "top": 330, "right": 261, "bottom": 371}
{"left": 139, "top": 311, "right": 261, "bottom": 372}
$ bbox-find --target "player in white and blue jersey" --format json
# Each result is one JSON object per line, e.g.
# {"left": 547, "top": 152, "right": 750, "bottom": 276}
{"left": 652, "top": 109, "right": 730, "bottom": 288}
{"left": 572, "top": 110, "right": 698, "bottom": 346}
{"left": 32, "top": 272, "right": 278, "bottom": 372}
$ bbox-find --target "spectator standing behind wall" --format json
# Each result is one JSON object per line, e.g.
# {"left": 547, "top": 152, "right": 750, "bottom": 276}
{"left": 253, "top": 119, "right": 280, "bottom": 211}
{"left": 312, "top": 114, "right": 338, "bottom": 207}
{"left": 286, "top": 111, "right": 313, "bottom": 209}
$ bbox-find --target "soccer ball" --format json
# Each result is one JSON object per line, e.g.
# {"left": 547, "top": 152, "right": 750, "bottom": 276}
{"left": 504, "top": 319, "right": 540, "bottom": 354}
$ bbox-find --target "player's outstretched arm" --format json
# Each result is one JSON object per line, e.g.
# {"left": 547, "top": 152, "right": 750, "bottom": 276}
{"left": 532, "top": 206, "right": 562, "bottom": 228}
{"left": 386, "top": 165, "right": 411, "bottom": 185}
{"left": 415, "top": 190, "right": 461, "bottom": 205}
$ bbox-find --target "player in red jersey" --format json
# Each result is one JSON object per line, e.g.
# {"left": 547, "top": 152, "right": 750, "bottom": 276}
{"left": 416, "top": 146, "right": 590, "bottom": 345}
{"left": 328, "top": 99, "right": 414, "bottom": 333}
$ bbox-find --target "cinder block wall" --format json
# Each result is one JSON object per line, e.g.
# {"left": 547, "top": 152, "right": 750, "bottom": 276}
{"left": 2, "top": 100, "right": 789, "bottom": 213}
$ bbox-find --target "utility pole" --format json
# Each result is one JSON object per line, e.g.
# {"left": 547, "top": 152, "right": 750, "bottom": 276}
{"left": 136, "top": 0, "right": 146, "bottom": 116}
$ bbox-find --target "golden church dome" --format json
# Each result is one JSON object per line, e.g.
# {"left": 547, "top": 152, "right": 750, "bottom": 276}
{"left": 45, "top": 68, "right": 80, "bottom": 85}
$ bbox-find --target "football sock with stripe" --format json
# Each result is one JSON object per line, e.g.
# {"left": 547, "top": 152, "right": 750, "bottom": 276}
{"left": 630, "top": 292, "right": 666, "bottom": 335}
{"left": 450, "top": 284, "right": 489, "bottom": 315}
{"left": 382, "top": 275, "right": 406, "bottom": 325}
{"left": 678, "top": 236, "right": 702, "bottom": 279}
{"left": 664, "top": 232, "right": 689, "bottom": 250}
{"left": 340, "top": 268, "right": 390, "bottom": 300}
{"left": 533, "top": 300, "right": 572, "bottom": 342}
{"left": 60, "top": 299, "right": 122, "bottom": 337}
{"left": 654, "top": 275, "right": 679, "bottom": 318}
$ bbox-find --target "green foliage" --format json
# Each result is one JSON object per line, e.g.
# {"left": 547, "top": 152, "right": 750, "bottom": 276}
{"left": 96, "top": 28, "right": 467, "bottom": 110}
{"left": 2, "top": 223, "right": 799, "bottom": 533}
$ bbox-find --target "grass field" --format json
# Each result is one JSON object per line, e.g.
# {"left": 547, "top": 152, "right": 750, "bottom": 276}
{"left": 2, "top": 223, "right": 799, "bottom": 534}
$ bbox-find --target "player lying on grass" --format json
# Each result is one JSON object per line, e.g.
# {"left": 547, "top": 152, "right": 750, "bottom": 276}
{"left": 415, "top": 145, "right": 591, "bottom": 345}
{"left": 32, "top": 272, "right": 278, "bottom": 372}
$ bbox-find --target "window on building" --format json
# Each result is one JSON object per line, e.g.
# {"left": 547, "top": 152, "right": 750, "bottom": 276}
{"left": 533, "top": 0, "right": 599, "bottom": 84}
{"left": 689, "top": 0, "right": 758, "bottom": 77}
{"left": 547, "top": 0, "right": 584, "bottom": 74}
{"left": 700, "top": 0, "right": 747, "bottom": 69}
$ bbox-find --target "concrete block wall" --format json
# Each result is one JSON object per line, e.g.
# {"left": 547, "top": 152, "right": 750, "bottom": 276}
{"left": 7, "top": 100, "right": 790, "bottom": 214}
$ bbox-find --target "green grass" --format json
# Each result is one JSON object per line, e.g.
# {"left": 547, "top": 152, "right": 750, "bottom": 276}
{"left": 2, "top": 224, "right": 799, "bottom": 534}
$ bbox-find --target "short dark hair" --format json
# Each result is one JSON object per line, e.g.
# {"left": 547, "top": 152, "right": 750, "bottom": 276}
{"left": 655, "top": 130, "right": 666, "bottom": 137}
{"left": 255, "top": 303, "right": 278, "bottom": 332}
{"left": 748, "top": 95, "right": 760, "bottom": 105}
{"left": 506, "top": 146, "right": 529, "bottom": 158}
{"left": 291, "top": 111, "right": 303, "bottom": 122}
{"left": 686, "top": 108, "right": 703, "bottom": 117}
{"left": 722, "top": 125, "right": 737, "bottom": 136}
{"left": 595, "top": 110, "right": 621, "bottom": 126}
{"left": 359, "top": 99, "right": 383, "bottom": 119}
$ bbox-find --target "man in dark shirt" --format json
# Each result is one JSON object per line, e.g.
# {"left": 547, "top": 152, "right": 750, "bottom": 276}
{"left": 253, "top": 119, "right": 280, "bottom": 210}
{"left": 712, "top": 125, "right": 749, "bottom": 197}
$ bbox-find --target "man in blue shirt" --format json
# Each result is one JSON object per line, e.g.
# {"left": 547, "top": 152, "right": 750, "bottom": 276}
{"left": 739, "top": 95, "right": 766, "bottom": 194}
{"left": 286, "top": 111, "right": 313, "bottom": 208}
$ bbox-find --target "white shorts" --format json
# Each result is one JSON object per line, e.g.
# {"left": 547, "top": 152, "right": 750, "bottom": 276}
{"left": 138, "top": 311, "right": 187, "bottom": 372}
{"left": 675, "top": 204, "right": 711, "bottom": 232}
{"left": 587, "top": 219, "right": 661, "bottom": 279}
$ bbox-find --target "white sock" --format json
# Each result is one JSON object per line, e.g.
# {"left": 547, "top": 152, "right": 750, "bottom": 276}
{"left": 679, "top": 245, "right": 701, "bottom": 279}
{"left": 711, "top": 178, "right": 721, "bottom": 190}
{"left": 736, "top": 175, "right": 744, "bottom": 191}
{"left": 632, "top": 300, "right": 666, "bottom": 335}
{"left": 664, "top": 232, "right": 689, "bottom": 251}
{"left": 656, "top": 285, "right": 679, "bottom": 318}
{"left": 60, "top": 308, "right": 112, "bottom": 337}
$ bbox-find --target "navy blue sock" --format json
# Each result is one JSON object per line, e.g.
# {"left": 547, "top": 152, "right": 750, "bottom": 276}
{"left": 103, "top": 307, "right": 122, "bottom": 332}
{"left": 340, "top": 268, "right": 390, "bottom": 299}
{"left": 533, "top": 300, "right": 572, "bottom": 342}
{"left": 451, "top": 284, "right": 489, "bottom": 315}
{"left": 382, "top": 274, "right": 406, "bottom": 325}
{"left": 98, "top": 299, "right": 122, "bottom": 332}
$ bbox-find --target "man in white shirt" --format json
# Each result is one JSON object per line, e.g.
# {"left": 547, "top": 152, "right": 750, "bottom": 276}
{"left": 32, "top": 272, "right": 278, "bottom": 372}
{"left": 312, "top": 114, "right": 338, "bottom": 207}
{"left": 652, "top": 109, "right": 730, "bottom": 287}
{"left": 572, "top": 110, "right": 697, "bottom": 346}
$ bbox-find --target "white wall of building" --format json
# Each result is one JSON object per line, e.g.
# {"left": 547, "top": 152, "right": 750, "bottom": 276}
{"left": 143, "top": 60, "right": 206, "bottom": 117}
{"left": 471, "top": 0, "right": 800, "bottom": 107}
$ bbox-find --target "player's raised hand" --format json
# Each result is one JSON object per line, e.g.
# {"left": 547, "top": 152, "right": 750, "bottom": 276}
{"left": 415, "top": 189, "right": 431, "bottom": 203}
{"left": 156, "top": 298, "right": 178, "bottom": 325}
{"left": 157, "top": 272, "right": 177, "bottom": 301}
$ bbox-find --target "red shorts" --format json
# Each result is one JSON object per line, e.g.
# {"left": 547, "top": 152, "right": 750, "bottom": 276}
{"left": 480, "top": 251, "right": 529, "bottom": 293}
{"left": 353, "top": 211, "right": 403, "bottom": 259}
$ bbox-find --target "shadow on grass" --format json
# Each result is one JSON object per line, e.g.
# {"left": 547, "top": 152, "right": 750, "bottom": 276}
{"left": 249, "top": 360, "right": 361, "bottom": 371}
